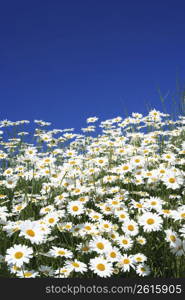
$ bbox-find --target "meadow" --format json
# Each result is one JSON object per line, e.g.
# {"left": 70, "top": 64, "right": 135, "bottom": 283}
{"left": 0, "top": 109, "right": 184, "bottom": 278}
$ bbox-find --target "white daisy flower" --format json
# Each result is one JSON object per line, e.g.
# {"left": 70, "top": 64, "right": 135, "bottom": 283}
{"left": 162, "top": 172, "right": 183, "bottom": 190}
{"left": 44, "top": 212, "right": 59, "bottom": 226}
{"left": 89, "top": 256, "right": 113, "bottom": 278}
{"left": 99, "top": 220, "right": 113, "bottom": 232}
{"left": 119, "top": 254, "right": 135, "bottom": 272}
{"left": 86, "top": 116, "right": 99, "bottom": 123}
{"left": 67, "top": 201, "right": 84, "bottom": 216}
{"left": 5, "top": 176, "right": 18, "bottom": 189}
{"left": 65, "top": 260, "right": 87, "bottom": 273}
{"left": 54, "top": 267, "right": 72, "bottom": 278}
{"left": 40, "top": 205, "right": 55, "bottom": 215}
{"left": 48, "top": 247, "right": 73, "bottom": 258}
{"left": 76, "top": 243, "right": 91, "bottom": 254}
{"left": 5, "top": 244, "right": 33, "bottom": 267}
{"left": 165, "top": 229, "right": 178, "bottom": 245}
{"left": 138, "top": 212, "right": 163, "bottom": 232}
{"left": 89, "top": 211, "right": 103, "bottom": 222}
{"left": 144, "top": 197, "right": 163, "bottom": 211}
{"left": 115, "top": 210, "right": 129, "bottom": 222}
{"left": 19, "top": 221, "right": 46, "bottom": 244}
{"left": 12, "top": 202, "right": 27, "bottom": 214}
{"left": 17, "top": 269, "right": 39, "bottom": 278}
{"left": 3, "top": 168, "right": 14, "bottom": 176}
{"left": 122, "top": 219, "right": 139, "bottom": 236}
{"left": 170, "top": 239, "right": 185, "bottom": 256}
{"left": 39, "top": 265, "right": 55, "bottom": 277}
{"left": 95, "top": 157, "right": 108, "bottom": 167}
{"left": 159, "top": 208, "right": 173, "bottom": 218}
{"left": 136, "top": 264, "right": 151, "bottom": 276}
{"left": 131, "top": 156, "right": 145, "bottom": 167}
{"left": 8, "top": 264, "right": 22, "bottom": 274}
{"left": 89, "top": 237, "right": 112, "bottom": 254}
{"left": 133, "top": 253, "right": 147, "bottom": 264}
{"left": 117, "top": 235, "right": 133, "bottom": 250}
{"left": 80, "top": 222, "right": 98, "bottom": 236}
{"left": 106, "top": 247, "right": 122, "bottom": 262}
{"left": 172, "top": 206, "right": 185, "bottom": 221}
{"left": 136, "top": 236, "right": 146, "bottom": 245}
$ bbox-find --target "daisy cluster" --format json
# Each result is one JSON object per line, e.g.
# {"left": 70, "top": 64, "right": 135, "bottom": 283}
{"left": 0, "top": 109, "right": 184, "bottom": 278}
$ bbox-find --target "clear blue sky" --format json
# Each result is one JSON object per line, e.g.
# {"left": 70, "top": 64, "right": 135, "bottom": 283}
{"left": 0, "top": 0, "right": 185, "bottom": 130}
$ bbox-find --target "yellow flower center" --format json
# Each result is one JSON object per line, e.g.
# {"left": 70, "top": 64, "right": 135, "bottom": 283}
{"left": 181, "top": 213, "right": 185, "bottom": 218}
{"left": 147, "top": 218, "right": 155, "bottom": 225}
{"left": 58, "top": 250, "right": 65, "bottom": 255}
{"left": 45, "top": 208, "right": 51, "bottom": 212}
{"left": 72, "top": 206, "right": 79, "bottom": 212}
{"left": 79, "top": 198, "right": 85, "bottom": 202}
{"left": 160, "top": 170, "right": 165, "bottom": 174}
{"left": 16, "top": 205, "right": 22, "bottom": 211}
{"left": 65, "top": 225, "right": 71, "bottom": 229}
{"left": 127, "top": 225, "right": 134, "bottom": 231}
{"left": 48, "top": 218, "right": 55, "bottom": 223}
{"left": 97, "top": 264, "right": 105, "bottom": 271}
{"left": 135, "top": 159, "right": 140, "bottom": 163}
{"left": 82, "top": 247, "right": 89, "bottom": 252}
{"left": 24, "top": 272, "right": 32, "bottom": 277}
{"left": 13, "top": 265, "right": 21, "bottom": 271}
{"left": 123, "top": 166, "right": 129, "bottom": 170}
{"left": 112, "top": 201, "right": 118, "bottom": 205}
{"left": 122, "top": 239, "right": 128, "bottom": 244}
{"left": 170, "top": 235, "right": 176, "bottom": 242}
{"left": 96, "top": 242, "right": 104, "bottom": 250}
{"left": 93, "top": 215, "right": 99, "bottom": 219}
{"left": 136, "top": 257, "right": 142, "bottom": 262}
{"left": 110, "top": 252, "right": 116, "bottom": 258}
{"left": 123, "top": 258, "right": 130, "bottom": 264}
{"left": 138, "top": 239, "right": 144, "bottom": 244}
{"left": 85, "top": 226, "right": 91, "bottom": 230}
{"left": 14, "top": 252, "right": 23, "bottom": 259}
{"left": 119, "top": 149, "right": 125, "bottom": 153}
{"left": 26, "top": 229, "right": 35, "bottom": 237}
{"left": 163, "top": 209, "right": 170, "bottom": 214}
{"left": 169, "top": 178, "right": 176, "bottom": 183}
{"left": 72, "top": 262, "right": 80, "bottom": 268}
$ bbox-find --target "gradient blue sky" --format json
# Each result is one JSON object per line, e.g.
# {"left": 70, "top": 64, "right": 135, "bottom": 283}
{"left": 0, "top": 0, "right": 185, "bottom": 130}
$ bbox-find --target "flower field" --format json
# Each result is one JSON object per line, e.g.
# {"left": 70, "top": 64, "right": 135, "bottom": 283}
{"left": 0, "top": 109, "right": 184, "bottom": 278}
